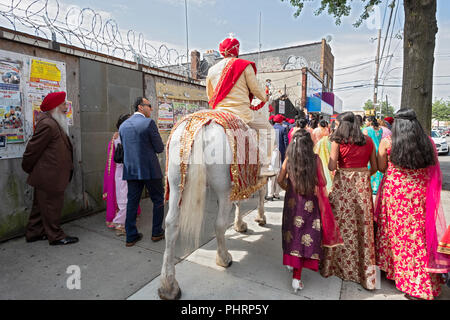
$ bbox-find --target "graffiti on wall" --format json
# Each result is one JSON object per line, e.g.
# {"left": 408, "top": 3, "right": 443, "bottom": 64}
{"left": 283, "top": 56, "right": 321, "bottom": 74}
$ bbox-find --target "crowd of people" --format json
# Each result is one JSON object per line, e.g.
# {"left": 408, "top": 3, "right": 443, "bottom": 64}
{"left": 272, "top": 109, "right": 450, "bottom": 300}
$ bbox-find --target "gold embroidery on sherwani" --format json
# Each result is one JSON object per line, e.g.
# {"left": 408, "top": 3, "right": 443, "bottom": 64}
{"left": 294, "top": 216, "right": 304, "bottom": 228}
{"left": 304, "top": 201, "right": 314, "bottom": 213}
{"left": 301, "top": 234, "right": 313, "bottom": 247}
{"left": 311, "top": 253, "right": 320, "bottom": 260}
{"left": 313, "top": 219, "right": 321, "bottom": 231}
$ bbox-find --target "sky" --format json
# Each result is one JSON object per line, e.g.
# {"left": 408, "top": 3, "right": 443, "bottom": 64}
{"left": 1, "top": 0, "right": 449, "bottom": 111}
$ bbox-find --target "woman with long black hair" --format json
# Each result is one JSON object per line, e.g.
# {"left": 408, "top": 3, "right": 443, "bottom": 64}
{"left": 278, "top": 129, "right": 342, "bottom": 293}
{"left": 320, "top": 111, "right": 378, "bottom": 290}
{"left": 375, "top": 108, "right": 450, "bottom": 300}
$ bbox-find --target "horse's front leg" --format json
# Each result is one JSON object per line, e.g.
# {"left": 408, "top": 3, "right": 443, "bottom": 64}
{"left": 233, "top": 201, "right": 247, "bottom": 233}
{"left": 254, "top": 183, "right": 267, "bottom": 226}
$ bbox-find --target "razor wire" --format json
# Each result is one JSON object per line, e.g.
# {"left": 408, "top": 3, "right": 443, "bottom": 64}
{"left": 0, "top": 0, "right": 193, "bottom": 76}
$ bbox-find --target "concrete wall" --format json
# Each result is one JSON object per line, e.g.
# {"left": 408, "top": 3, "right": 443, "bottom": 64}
{"left": 79, "top": 58, "right": 144, "bottom": 213}
{"left": 0, "top": 38, "right": 83, "bottom": 241}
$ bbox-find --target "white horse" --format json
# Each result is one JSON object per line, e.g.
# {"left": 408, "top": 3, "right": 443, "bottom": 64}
{"left": 158, "top": 113, "right": 269, "bottom": 300}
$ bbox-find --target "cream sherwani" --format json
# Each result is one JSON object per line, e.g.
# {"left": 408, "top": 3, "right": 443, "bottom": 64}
{"left": 206, "top": 57, "right": 275, "bottom": 167}
{"left": 206, "top": 57, "right": 267, "bottom": 124}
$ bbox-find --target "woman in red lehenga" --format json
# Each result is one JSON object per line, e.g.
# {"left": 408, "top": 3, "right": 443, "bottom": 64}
{"left": 375, "top": 108, "right": 450, "bottom": 300}
{"left": 319, "top": 112, "right": 378, "bottom": 290}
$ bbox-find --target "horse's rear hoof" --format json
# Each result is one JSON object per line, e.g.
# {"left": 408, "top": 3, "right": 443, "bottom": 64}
{"left": 227, "top": 260, "right": 233, "bottom": 268}
{"left": 158, "top": 287, "right": 182, "bottom": 300}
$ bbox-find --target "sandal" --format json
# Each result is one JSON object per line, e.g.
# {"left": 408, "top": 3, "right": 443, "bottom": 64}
{"left": 115, "top": 225, "right": 126, "bottom": 236}
{"left": 106, "top": 222, "right": 115, "bottom": 229}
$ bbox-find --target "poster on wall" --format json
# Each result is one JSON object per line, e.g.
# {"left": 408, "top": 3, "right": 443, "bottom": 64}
{"left": 279, "top": 100, "right": 285, "bottom": 114}
{"left": 66, "top": 101, "right": 73, "bottom": 126}
{"left": 0, "top": 49, "right": 66, "bottom": 159}
{"left": 186, "top": 103, "right": 201, "bottom": 114}
{"left": 172, "top": 102, "right": 186, "bottom": 125}
{"left": 157, "top": 102, "right": 173, "bottom": 132}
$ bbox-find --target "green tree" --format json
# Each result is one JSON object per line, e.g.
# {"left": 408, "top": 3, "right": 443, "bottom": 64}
{"left": 282, "top": 0, "right": 438, "bottom": 133}
{"left": 432, "top": 98, "right": 450, "bottom": 127}
{"left": 363, "top": 99, "right": 395, "bottom": 117}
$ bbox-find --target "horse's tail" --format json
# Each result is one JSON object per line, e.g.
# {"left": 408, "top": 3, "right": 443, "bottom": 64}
{"left": 178, "top": 127, "right": 207, "bottom": 250}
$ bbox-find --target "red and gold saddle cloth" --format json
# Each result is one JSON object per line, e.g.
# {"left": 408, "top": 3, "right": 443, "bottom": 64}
{"left": 164, "top": 110, "right": 265, "bottom": 206}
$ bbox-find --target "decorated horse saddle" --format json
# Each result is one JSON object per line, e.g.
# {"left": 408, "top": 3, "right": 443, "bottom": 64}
{"left": 164, "top": 109, "right": 266, "bottom": 204}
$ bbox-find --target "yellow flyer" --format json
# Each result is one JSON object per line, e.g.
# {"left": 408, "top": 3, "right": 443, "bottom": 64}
{"left": 30, "top": 59, "right": 61, "bottom": 85}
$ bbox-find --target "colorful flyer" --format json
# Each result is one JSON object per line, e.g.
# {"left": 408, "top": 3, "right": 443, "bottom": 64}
{"left": 172, "top": 102, "right": 186, "bottom": 124}
{"left": 157, "top": 102, "right": 173, "bottom": 131}
{"left": 30, "top": 59, "right": 61, "bottom": 86}
{"left": 66, "top": 100, "right": 73, "bottom": 126}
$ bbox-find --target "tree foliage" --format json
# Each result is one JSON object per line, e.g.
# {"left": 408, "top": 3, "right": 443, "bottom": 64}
{"left": 432, "top": 98, "right": 450, "bottom": 122}
{"left": 363, "top": 99, "right": 395, "bottom": 117}
{"left": 281, "top": 0, "right": 382, "bottom": 27}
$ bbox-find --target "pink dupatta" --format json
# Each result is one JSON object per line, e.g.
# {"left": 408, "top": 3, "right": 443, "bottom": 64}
{"left": 425, "top": 139, "right": 450, "bottom": 273}
{"left": 103, "top": 138, "right": 117, "bottom": 223}
{"left": 315, "top": 156, "right": 344, "bottom": 247}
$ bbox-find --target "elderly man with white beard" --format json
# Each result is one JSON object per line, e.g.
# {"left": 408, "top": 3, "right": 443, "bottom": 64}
{"left": 22, "top": 91, "right": 78, "bottom": 245}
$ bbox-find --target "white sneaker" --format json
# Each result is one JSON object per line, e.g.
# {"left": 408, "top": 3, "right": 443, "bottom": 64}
{"left": 292, "top": 279, "right": 304, "bottom": 293}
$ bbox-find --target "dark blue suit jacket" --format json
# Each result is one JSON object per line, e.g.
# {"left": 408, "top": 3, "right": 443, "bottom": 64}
{"left": 273, "top": 123, "right": 288, "bottom": 163}
{"left": 119, "top": 114, "right": 164, "bottom": 180}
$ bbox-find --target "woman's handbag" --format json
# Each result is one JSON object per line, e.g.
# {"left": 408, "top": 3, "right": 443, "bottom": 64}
{"left": 114, "top": 143, "right": 124, "bottom": 163}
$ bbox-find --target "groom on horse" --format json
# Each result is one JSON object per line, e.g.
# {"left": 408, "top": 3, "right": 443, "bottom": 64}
{"left": 206, "top": 35, "right": 275, "bottom": 177}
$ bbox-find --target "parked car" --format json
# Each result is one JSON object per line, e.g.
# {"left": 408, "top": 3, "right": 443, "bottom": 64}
{"left": 431, "top": 130, "right": 449, "bottom": 155}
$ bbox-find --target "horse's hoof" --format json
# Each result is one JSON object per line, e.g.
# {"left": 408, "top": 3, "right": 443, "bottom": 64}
{"left": 234, "top": 222, "right": 247, "bottom": 233}
{"left": 158, "top": 287, "right": 182, "bottom": 300}
{"left": 254, "top": 217, "right": 266, "bottom": 226}
{"left": 216, "top": 252, "right": 233, "bottom": 268}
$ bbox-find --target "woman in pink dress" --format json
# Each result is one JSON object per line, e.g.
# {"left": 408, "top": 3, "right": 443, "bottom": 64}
{"left": 375, "top": 108, "right": 450, "bottom": 300}
{"left": 312, "top": 120, "right": 329, "bottom": 145}
{"left": 103, "top": 113, "right": 140, "bottom": 236}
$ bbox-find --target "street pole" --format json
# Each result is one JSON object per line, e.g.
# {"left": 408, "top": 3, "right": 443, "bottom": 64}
{"left": 258, "top": 11, "right": 261, "bottom": 69}
{"left": 185, "top": 0, "right": 189, "bottom": 76}
{"left": 374, "top": 28, "right": 382, "bottom": 106}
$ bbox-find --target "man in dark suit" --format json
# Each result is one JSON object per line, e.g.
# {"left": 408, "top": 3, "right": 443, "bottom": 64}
{"left": 119, "top": 97, "right": 165, "bottom": 247}
{"left": 22, "top": 91, "right": 78, "bottom": 245}
{"left": 273, "top": 114, "right": 288, "bottom": 163}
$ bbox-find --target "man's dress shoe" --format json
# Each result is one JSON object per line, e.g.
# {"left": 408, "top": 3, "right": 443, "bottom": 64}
{"left": 50, "top": 236, "right": 79, "bottom": 245}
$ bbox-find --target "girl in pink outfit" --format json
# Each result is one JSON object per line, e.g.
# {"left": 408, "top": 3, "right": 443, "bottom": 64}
{"left": 103, "top": 114, "right": 140, "bottom": 236}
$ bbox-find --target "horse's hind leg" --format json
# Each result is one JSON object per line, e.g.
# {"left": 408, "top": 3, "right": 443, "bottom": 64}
{"left": 254, "top": 181, "right": 267, "bottom": 226}
{"left": 158, "top": 178, "right": 182, "bottom": 300}
{"left": 233, "top": 201, "right": 248, "bottom": 233}
{"left": 207, "top": 164, "right": 233, "bottom": 268}
{"left": 216, "top": 194, "right": 233, "bottom": 267}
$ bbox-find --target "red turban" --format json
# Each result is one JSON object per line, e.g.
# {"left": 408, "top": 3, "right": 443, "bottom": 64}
{"left": 288, "top": 119, "right": 295, "bottom": 124}
{"left": 273, "top": 114, "right": 283, "bottom": 123}
{"left": 269, "top": 115, "right": 274, "bottom": 121}
{"left": 384, "top": 117, "right": 394, "bottom": 125}
{"left": 40, "top": 91, "right": 66, "bottom": 112}
{"left": 219, "top": 37, "right": 240, "bottom": 57}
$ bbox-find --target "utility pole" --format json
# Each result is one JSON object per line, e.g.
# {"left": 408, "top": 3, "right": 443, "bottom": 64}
{"left": 184, "top": 0, "right": 189, "bottom": 77}
{"left": 374, "top": 28, "right": 382, "bottom": 105}
{"left": 258, "top": 11, "right": 262, "bottom": 69}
